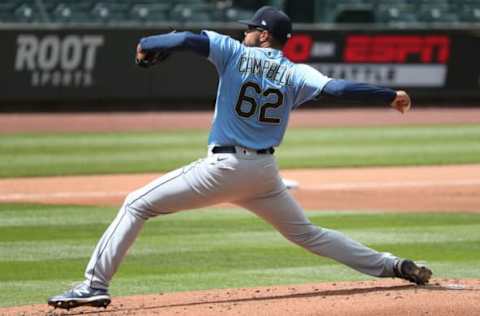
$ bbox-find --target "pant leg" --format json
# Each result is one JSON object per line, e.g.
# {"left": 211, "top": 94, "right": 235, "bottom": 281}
{"left": 235, "top": 189, "right": 397, "bottom": 278}
{"left": 85, "top": 157, "right": 236, "bottom": 289}
{"left": 84, "top": 199, "right": 145, "bottom": 290}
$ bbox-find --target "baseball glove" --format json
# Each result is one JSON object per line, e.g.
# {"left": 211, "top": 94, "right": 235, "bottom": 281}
{"left": 136, "top": 29, "right": 177, "bottom": 68}
{"left": 135, "top": 44, "right": 170, "bottom": 68}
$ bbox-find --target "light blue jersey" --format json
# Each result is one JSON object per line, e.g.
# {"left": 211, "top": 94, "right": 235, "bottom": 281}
{"left": 204, "top": 31, "right": 331, "bottom": 150}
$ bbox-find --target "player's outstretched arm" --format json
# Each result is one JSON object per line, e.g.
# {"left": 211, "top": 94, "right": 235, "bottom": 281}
{"left": 139, "top": 32, "right": 209, "bottom": 57}
{"left": 321, "top": 79, "right": 411, "bottom": 113}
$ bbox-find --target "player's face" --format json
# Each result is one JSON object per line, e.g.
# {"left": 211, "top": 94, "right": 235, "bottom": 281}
{"left": 243, "top": 25, "right": 263, "bottom": 47}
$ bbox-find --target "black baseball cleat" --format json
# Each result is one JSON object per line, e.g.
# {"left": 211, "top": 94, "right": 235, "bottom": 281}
{"left": 48, "top": 283, "right": 111, "bottom": 310}
{"left": 394, "top": 259, "right": 432, "bottom": 285}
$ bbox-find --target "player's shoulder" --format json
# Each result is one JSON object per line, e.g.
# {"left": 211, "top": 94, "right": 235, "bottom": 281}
{"left": 285, "top": 62, "right": 315, "bottom": 80}
{"left": 202, "top": 30, "right": 224, "bottom": 40}
{"left": 202, "top": 30, "right": 242, "bottom": 48}
{"left": 291, "top": 62, "right": 328, "bottom": 80}
{"left": 291, "top": 62, "right": 318, "bottom": 74}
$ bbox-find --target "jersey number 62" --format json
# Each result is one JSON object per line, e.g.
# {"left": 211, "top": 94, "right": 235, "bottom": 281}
{"left": 235, "top": 82, "right": 284, "bottom": 124}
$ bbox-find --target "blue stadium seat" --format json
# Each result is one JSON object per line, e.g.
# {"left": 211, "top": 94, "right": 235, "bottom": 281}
{"left": 458, "top": 3, "right": 480, "bottom": 22}
{"left": 14, "top": 3, "right": 41, "bottom": 23}
{"left": 376, "top": 3, "right": 418, "bottom": 24}
{"left": 417, "top": 3, "right": 459, "bottom": 23}
{"left": 170, "top": 3, "right": 217, "bottom": 23}
{"left": 223, "top": 7, "right": 255, "bottom": 22}
{"left": 130, "top": 3, "right": 171, "bottom": 23}
{"left": 0, "top": 1, "right": 21, "bottom": 23}
{"left": 2, "top": 0, "right": 479, "bottom": 25}
{"left": 51, "top": 3, "right": 92, "bottom": 23}
{"left": 91, "top": 3, "right": 129, "bottom": 23}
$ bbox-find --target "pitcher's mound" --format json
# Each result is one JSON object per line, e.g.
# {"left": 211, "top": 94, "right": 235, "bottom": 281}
{"left": 3, "top": 279, "right": 480, "bottom": 316}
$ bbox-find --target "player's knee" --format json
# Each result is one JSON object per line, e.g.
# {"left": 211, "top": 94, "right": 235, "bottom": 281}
{"left": 123, "top": 191, "right": 155, "bottom": 219}
{"left": 283, "top": 226, "right": 323, "bottom": 247}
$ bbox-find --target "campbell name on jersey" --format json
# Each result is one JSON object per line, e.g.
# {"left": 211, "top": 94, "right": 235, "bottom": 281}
{"left": 238, "top": 53, "right": 293, "bottom": 86}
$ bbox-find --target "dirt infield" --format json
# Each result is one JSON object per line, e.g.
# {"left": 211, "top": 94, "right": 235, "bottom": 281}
{"left": 1, "top": 165, "right": 480, "bottom": 212}
{"left": 1, "top": 107, "right": 480, "bottom": 134}
{"left": 1, "top": 108, "right": 479, "bottom": 315}
{"left": 3, "top": 279, "right": 480, "bottom": 316}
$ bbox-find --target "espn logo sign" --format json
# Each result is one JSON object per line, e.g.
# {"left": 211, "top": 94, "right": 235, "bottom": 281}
{"left": 344, "top": 35, "right": 450, "bottom": 64}
{"left": 15, "top": 34, "right": 104, "bottom": 87}
{"left": 282, "top": 34, "right": 336, "bottom": 62}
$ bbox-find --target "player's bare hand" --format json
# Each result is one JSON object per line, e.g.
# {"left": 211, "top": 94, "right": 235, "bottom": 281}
{"left": 391, "top": 90, "right": 411, "bottom": 114}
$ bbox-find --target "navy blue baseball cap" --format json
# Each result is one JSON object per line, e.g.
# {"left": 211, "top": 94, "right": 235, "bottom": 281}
{"left": 239, "top": 6, "right": 292, "bottom": 43}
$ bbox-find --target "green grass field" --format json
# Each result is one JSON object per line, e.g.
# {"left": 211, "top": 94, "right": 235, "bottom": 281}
{"left": 1, "top": 203, "right": 479, "bottom": 307}
{"left": 1, "top": 124, "right": 479, "bottom": 177}
{"left": 1, "top": 123, "right": 479, "bottom": 308}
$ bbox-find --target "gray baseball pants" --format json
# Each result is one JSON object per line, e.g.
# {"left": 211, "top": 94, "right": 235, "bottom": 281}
{"left": 84, "top": 147, "right": 398, "bottom": 290}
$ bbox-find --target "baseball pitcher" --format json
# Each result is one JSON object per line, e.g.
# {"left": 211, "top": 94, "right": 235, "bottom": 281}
{"left": 48, "top": 6, "right": 430, "bottom": 310}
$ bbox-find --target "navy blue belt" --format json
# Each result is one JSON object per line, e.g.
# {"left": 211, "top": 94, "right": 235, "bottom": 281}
{"left": 212, "top": 146, "right": 274, "bottom": 155}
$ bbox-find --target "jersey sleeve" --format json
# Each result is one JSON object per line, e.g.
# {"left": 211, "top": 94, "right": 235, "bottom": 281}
{"left": 202, "top": 30, "right": 242, "bottom": 74}
{"left": 293, "top": 64, "right": 332, "bottom": 108}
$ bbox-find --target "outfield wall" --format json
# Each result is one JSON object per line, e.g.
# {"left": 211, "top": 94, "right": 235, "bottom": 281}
{"left": 1, "top": 25, "right": 480, "bottom": 111}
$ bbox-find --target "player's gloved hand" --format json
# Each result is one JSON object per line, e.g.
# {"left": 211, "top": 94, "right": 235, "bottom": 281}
{"left": 391, "top": 90, "right": 412, "bottom": 114}
{"left": 135, "top": 43, "right": 170, "bottom": 68}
